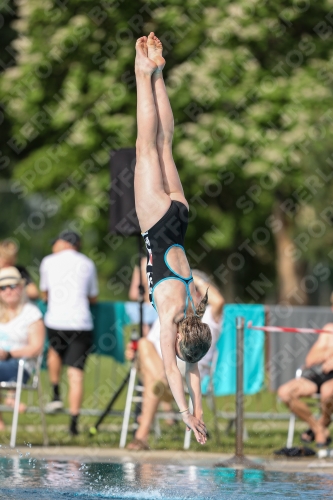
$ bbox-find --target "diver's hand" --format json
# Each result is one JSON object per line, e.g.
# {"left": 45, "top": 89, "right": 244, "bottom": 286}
{"left": 194, "top": 408, "right": 204, "bottom": 421}
{"left": 182, "top": 411, "right": 207, "bottom": 444}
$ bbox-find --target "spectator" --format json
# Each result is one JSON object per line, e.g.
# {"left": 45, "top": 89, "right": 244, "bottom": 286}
{"left": 0, "top": 267, "right": 44, "bottom": 430}
{"left": 0, "top": 240, "right": 39, "bottom": 300}
{"left": 129, "top": 256, "right": 158, "bottom": 337}
{"left": 278, "top": 317, "right": 333, "bottom": 447}
{"left": 129, "top": 257, "right": 150, "bottom": 304}
{"left": 126, "top": 270, "right": 224, "bottom": 450}
{"left": 39, "top": 231, "right": 98, "bottom": 436}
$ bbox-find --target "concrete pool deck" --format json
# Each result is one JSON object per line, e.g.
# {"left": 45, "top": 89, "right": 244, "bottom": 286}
{"left": 2, "top": 446, "right": 333, "bottom": 474}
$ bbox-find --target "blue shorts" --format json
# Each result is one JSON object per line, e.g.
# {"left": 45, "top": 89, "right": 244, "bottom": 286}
{"left": 0, "top": 359, "right": 30, "bottom": 383}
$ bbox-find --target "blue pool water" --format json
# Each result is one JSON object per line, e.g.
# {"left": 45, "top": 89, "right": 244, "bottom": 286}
{"left": 0, "top": 455, "right": 333, "bottom": 499}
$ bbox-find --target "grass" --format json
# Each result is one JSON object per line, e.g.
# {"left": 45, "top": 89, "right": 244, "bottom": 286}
{"left": 0, "top": 355, "right": 312, "bottom": 456}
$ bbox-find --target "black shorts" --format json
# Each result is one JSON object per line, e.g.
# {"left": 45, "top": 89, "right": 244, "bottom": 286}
{"left": 302, "top": 364, "right": 333, "bottom": 392}
{"left": 47, "top": 328, "right": 93, "bottom": 370}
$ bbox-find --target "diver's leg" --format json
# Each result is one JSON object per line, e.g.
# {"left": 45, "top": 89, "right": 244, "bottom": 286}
{"left": 134, "top": 37, "right": 171, "bottom": 233}
{"left": 148, "top": 33, "right": 188, "bottom": 209}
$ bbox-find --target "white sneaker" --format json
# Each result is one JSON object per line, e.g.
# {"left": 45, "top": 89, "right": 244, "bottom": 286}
{"left": 45, "top": 400, "right": 64, "bottom": 413}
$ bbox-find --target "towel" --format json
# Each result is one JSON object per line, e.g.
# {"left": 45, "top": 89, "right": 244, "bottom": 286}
{"left": 213, "top": 304, "right": 265, "bottom": 396}
{"left": 124, "top": 301, "right": 158, "bottom": 325}
{"left": 90, "top": 302, "right": 129, "bottom": 363}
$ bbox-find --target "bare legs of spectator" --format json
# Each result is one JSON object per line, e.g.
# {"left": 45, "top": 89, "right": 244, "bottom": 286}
{"left": 127, "top": 338, "right": 171, "bottom": 449}
{"left": 47, "top": 348, "right": 62, "bottom": 389}
{"left": 47, "top": 347, "right": 83, "bottom": 435}
{"left": 278, "top": 378, "right": 332, "bottom": 445}
{"left": 319, "top": 380, "right": 333, "bottom": 431}
{"left": 0, "top": 387, "right": 26, "bottom": 433}
{"left": 67, "top": 367, "right": 84, "bottom": 416}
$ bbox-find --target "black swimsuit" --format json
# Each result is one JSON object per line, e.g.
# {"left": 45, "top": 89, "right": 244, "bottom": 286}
{"left": 142, "top": 201, "right": 197, "bottom": 316}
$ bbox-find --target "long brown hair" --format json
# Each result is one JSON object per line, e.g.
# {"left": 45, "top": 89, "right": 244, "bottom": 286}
{"left": 178, "top": 288, "right": 212, "bottom": 363}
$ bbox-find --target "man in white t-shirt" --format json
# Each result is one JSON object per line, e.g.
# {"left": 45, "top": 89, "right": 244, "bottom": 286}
{"left": 126, "top": 270, "right": 224, "bottom": 450}
{"left": 39, "top": 230, "right": 98, "bottom": 436}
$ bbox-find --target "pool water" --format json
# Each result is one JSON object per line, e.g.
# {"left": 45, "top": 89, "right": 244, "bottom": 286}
{"left": 0, "top": 456, "right": 332, "bottom": 499}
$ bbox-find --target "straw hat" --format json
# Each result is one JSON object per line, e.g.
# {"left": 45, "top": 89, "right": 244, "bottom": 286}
{"left": 0, "top": 266, "right": 25, "bottom": 287}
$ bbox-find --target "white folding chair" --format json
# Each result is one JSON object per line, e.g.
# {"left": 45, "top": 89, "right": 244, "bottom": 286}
{"left": 0, "top": 355, "right": 48, "bottom": 448}
{"left": 119, "top": 365, "right": 190, "bottom": 449}
{"left": 119, "top": 365, "right": 141, "bottom": 448}
{"left": 286, "top": 367, "right": 320, "bottom": 448}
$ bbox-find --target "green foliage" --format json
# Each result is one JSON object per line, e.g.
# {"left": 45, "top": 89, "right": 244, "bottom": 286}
{"left": 1, "top": 0, "right": 333, "bottom": 301}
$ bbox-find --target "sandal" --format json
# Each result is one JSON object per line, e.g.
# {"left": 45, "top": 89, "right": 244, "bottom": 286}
{"left": 301, "top": 428, "right": 332, "bottom": 447}
{"left": 126, "top": 438, "right": 150, "bottom": 451}
{"left": 300, "top": 428, "right": 314, "bottom": 443}
{"left": 316, "top": 436, "right": 332, "bottom": 448}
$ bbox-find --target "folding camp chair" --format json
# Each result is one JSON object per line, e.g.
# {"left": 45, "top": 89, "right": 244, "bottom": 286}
{"left": 0, "top": 355, "right": 48, "bottom": 448}
{"left": 119, "top": 365, "right": 191, "bottom": 449}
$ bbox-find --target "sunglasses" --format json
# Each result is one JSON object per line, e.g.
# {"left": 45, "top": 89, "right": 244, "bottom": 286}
{"left": 0, "top": 284, "right": 19, "bottom": 292}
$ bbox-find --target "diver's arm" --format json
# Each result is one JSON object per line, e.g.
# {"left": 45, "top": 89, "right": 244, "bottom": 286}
{"left": 185, "top": 361, "right": 203, "bottom": 419}
{"left": 160, "top": 320, "right": 207, "bottom": 444}
{"left": 160, "top": 320, "right": 188, "bottom": 411}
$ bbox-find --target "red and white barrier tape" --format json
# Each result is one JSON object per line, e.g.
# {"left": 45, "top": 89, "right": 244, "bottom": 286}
{"left": 247, "top": 321, "right": 333, "bottom": 335}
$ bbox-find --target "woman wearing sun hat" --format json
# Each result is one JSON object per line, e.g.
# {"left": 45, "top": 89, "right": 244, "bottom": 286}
{"left": 0, "top": 267, "right": 44, "bottom": 430}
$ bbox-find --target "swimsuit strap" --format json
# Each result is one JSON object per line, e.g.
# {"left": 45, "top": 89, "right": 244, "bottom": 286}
{"left": 183, "top": 277, "right": 197, "bottom": 319}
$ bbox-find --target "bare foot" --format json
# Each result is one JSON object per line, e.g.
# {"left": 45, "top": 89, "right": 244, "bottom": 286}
{"left": 4, "top": 396, "right": 26, "bottom": 413}
{"left": 147, "top": 32, "right": 165, "bottom": 72}
{"left": 135, "top": 36, "right": 157, "bottom": 75}
{"left": 126, "top": 438, "right": 149, "bottom": 451}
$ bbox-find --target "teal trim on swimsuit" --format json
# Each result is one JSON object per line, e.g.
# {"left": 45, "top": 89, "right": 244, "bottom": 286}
{"left": 151, "top": 277, "right": 184, "bottom": 311}
{"left": 152, "top": 244, "right": 198, "bottom": 318}
{"left": 186, "top": 281, "right": 197, "bottom": 318}
{"left": 163, "top": 244, "right": 197, "bottom": 317}
{"left": 164, "top": 244, "right": 192, "bottom": 280}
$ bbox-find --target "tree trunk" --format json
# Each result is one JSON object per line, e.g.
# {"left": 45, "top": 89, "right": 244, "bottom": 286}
{"left": 272, "top": 204, "right": 308, "bottom": 305}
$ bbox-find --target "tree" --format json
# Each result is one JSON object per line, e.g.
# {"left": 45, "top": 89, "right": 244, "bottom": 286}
{"left": 1, "top": 0, "right": 333, "bottom": 302}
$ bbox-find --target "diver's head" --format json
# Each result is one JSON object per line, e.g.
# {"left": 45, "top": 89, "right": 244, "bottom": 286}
{"left": 175, "top": 288, "right": 212, "bottom": 363}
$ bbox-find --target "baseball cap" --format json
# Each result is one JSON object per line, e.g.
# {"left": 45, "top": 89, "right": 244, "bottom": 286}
{"left": 51, "top": 231, "right": 81, "bottom": 247}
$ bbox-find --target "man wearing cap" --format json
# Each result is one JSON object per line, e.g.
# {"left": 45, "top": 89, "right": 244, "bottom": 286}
{"left": 39, "top": 231, "right": 98, "bottom": 436}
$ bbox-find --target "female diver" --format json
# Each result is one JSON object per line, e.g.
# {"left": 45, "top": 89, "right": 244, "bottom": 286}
{"left": 134, "top": 32, "right": 211, "bottom": 444}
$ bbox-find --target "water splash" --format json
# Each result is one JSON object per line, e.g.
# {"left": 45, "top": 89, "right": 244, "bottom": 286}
{"left": 0, "top": 456, "right": 332, "bottom": 499}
